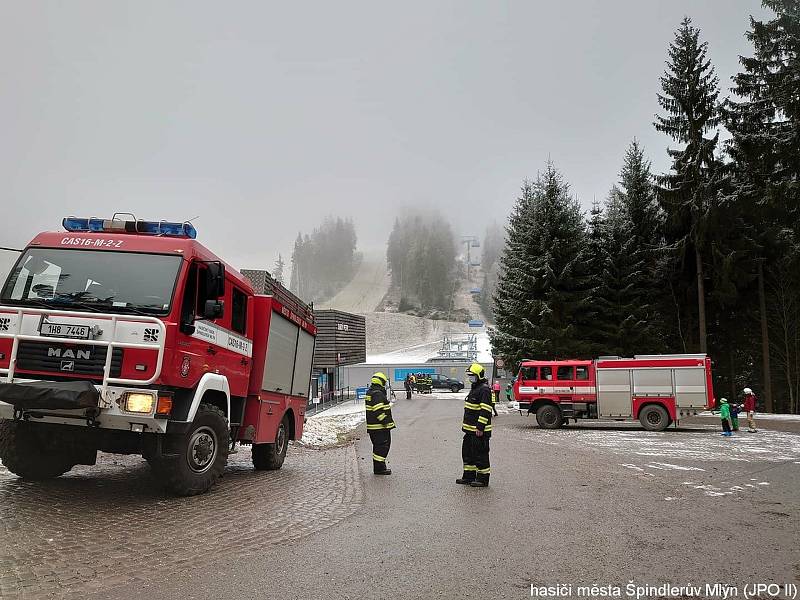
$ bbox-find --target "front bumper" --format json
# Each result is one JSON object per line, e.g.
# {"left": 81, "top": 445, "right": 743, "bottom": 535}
{"left": 0, "top": 380, "right": 169, "bottom": 434}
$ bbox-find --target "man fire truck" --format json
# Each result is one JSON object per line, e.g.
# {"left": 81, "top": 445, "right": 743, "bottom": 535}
{"left": 0, "top": 215, "right": 316, "bottom": 495}
{"left": 510, "top": 354, "right": 715, "bottom": 431}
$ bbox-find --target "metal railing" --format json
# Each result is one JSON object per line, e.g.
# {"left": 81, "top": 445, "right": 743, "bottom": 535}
{"left": 0, "top": 307, "right": 166, "bottom": 405}
{"left": 309, "top": 386, "right": 357, "bottom": 415}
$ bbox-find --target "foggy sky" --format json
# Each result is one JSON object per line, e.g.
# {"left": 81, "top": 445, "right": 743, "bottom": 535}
{"left": 0, "top": 1, "right": 767, "bottom": 271}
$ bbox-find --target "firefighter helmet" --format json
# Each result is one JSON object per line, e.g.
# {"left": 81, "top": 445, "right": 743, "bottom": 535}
{"left": 720, "top": 397, "right": 728, "bottom": 404}
{"left": 466, "top": 363, "right": 485, "bottom": 379}
{"left": 743, "top": 387, "right": 753, "bottom": 394}
{"left": 371, "top": 372, "right": 389, "bottom": 386}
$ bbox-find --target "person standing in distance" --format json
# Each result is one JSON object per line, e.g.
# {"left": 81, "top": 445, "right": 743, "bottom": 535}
{"left": 743, "top": 387, "right": 758, "bottom": 433}
{"left": 365, "top": 372, "right": 395, "bottom": 475}
{"left": 457, "top": 363, "right": 493, "bottom": 487}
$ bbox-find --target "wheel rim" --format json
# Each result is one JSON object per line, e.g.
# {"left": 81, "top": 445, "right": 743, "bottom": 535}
{"left": 275, "top": 423, "right": 287, "bottom": 455}
{"left": 543, "top": 408, "right": 558, "bottom": 425}
{"left": 646, "top": 410, "right": 662, "bottom": 426}
{"left": 187, "top": 426, "right": 218, "bottom": 474}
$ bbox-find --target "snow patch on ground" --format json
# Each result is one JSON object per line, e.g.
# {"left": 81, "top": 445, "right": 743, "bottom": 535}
{"left": 682, "top": 479, "right": 771, "bottom": 498}
{"left": 528, "top": 426, "right": 800, "bottom": 465}
{"left": 647, "top": 462, "right": 705, "bottom": 471}
{"left": 696, "top": 411, "right": 800, "bottom": 421}
{"left": 300, "top": 400, "right": 367, "bottom": 448}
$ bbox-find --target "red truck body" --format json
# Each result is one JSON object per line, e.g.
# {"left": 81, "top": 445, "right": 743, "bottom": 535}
{"left": 0, "top": 217, "right": 315, "bottom": 494}
{"left": 511, "top": 354, "right": 715, "bottom": 431}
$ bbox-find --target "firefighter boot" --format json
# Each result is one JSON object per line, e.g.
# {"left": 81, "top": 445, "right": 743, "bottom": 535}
{"left": 470, "top": 474, "right": 489, "bottom": 488}
{"left": 373, "top": 459, "right": 392, "bottom": 475}
{"left": 456, "top": 467, "right": 476, "bottom": 485}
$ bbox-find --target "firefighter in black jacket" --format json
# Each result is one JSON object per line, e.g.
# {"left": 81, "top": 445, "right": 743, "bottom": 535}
{"left": 457, "top": 363, "right": 493, "bottom": 487}
{"left": 365, "top": 372, "right": 395, "bottom": 475}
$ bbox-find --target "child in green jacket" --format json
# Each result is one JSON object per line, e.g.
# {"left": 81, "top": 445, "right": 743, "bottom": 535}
{"left": 719, "top": 398, "right": 733, "bottom": 437}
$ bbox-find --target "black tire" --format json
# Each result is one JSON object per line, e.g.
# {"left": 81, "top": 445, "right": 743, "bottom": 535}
{"left": 450, "top": 384, "right": 461, "bottom": 393}
{"left": 0, "top": 420, "right": 75, "bottom": 480}
{"left": 639, "top": 404, "right": 669, "bottom": 431}
{"left": 535, "top": 404, "right": 562, "bottom": 429}
{"left": 252, "top": 415, "right": 290, "bottom": 471}
{"left": 151, "top": 403, "right": 229, "bottom": 496}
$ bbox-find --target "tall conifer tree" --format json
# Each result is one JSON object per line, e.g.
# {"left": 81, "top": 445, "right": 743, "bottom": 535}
{"left": 654, "top": 17, "right": 724, "bottom": 354}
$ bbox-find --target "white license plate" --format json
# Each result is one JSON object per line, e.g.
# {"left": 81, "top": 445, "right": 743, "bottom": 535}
{"left": 40, "top": 322, "right": 91, "bottom": 340}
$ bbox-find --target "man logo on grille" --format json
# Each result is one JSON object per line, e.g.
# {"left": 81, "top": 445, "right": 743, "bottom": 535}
{"left": 144, "top": 328, "right": 159, "bottom": 342}
{"left": 60, "top": 360, "right": 75, "bottom": 372}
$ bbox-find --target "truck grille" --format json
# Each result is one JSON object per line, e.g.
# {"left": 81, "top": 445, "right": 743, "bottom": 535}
{"left": 16, "top": 341, "right": 123, "bottom": 378}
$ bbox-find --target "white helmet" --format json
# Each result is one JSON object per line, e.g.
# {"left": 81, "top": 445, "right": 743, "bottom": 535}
{"left": 743, "top": 387, "right": 753, "bottom": 394}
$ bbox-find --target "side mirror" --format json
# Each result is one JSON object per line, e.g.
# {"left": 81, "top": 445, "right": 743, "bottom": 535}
{"left": 205, "top": 262, "right": 225, "bottom": 299}
{"left": 203, "top": 299, "right": 224, "bottom": 320}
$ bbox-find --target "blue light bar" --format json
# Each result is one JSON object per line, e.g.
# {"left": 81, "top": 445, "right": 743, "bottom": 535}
{"left": 62, "top": 217, "right": 105, "bottom": 232}
{"left": 62, "top": 217, "right": 197, "bottom": 239}
{"left": 136, "top": 221, "right": 197, "bottom": 239}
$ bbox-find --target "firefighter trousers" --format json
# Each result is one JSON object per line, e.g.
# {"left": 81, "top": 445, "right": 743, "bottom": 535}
{"left": 461, "top": 433, "right": 490, "bottom": 483}
{"left": 369, "top": 430, "right": 391, "bottom": 473}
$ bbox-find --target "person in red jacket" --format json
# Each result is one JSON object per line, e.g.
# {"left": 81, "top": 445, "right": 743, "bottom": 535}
{"left": 743, "top": 387, "right": 758, "bottom": 433}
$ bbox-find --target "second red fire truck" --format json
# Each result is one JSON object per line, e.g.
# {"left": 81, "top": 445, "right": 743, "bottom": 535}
{"left": 0, "top": 215, "right": 316, "bottom": 495}
{"left": 510, "top": 354, "right": 715, "bottom": 431}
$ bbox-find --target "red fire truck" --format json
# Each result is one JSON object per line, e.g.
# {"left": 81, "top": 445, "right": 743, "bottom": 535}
{"left": 0, "top": 216, "right": 316, "bottom": 495}
{"left": 510, "top": 354, "right": 715, "bottom": 431}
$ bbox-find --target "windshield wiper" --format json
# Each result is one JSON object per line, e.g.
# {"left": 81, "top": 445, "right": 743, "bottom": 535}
{"left": 47, "top": 296, "right": 104, "bottom": 313}
{"left": 0, "top": 297, "right": 55, "bottom": 312}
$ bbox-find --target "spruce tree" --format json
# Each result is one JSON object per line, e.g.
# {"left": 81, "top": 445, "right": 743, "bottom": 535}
{"left": 491, "top": 163, "right": 592, "bottom": 365}
{"left": 654, "top": 17, "right": 724, "bottom": 354}
{"left": 273, "top": 254, "right": 285, "bottom": 285}
{"left": 617, "top": 140, "right": 666, "bottom": 352}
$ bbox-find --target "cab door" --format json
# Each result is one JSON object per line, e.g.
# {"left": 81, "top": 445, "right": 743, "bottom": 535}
{"left": 516, "top": 365, "right": 538, "bottom": 398}
{"left": 176, "top": 263, "right": 251, "bottom": 397}
{"left": 555, "top": 365, "right": 576, "bottom": 402}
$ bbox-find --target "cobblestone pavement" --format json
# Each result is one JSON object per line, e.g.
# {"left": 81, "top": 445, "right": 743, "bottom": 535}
{"left": 0, "top": 442, "right": 362, "bottom": 599}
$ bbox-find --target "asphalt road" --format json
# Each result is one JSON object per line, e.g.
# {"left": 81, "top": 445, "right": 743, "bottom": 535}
{"left": 90, "top": 396, "right": 800, "bottom": 600}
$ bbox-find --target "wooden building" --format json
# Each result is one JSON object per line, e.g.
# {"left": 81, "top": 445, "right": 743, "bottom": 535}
{"left": 312, "top": 310, "right": 366, "bottom": 399}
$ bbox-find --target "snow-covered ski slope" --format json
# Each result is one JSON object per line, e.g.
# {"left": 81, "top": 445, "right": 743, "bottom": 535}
{"left": 318, "top": 252, "right": 390, "bottom": 313}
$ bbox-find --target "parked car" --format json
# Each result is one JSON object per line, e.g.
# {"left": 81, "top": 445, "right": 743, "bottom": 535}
{"left": 430, "top": 374, "right": 464, "bottom": 393}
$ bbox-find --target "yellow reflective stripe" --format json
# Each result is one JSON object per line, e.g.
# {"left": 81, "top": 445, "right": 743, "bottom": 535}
{"left": 464, "top": 402, "right": 481, "bottom": 410}
{"left": 365, "top": 403, "right": 389, "bottom": 411}
{"left": 377, "top": 413, "right": 386, "bottom": 421}
{"left": 385, "top": 422, "right": 396, "bottom": 428}
{"left": 477, "top": 467, "right": 491, "bottom": 474}
{"left": 367, "top": 424, "right": 386, "bottom": 430}
{"left": 462, "top": 424, "right": 477, "bottom": 431}
{"left": 372, "top": 453, "right": 386, "bottom": 462}
{"left": 463, "top": 465, "right": 477, "bottom": 471}
{"left": 477, "top": 416, "right": 489, "bottom": 424}
{"left": 480, "top": 403, "right": 494, "bottom": 411}
{"left": 484, "top": 424, "right": 493, "bottom": 431}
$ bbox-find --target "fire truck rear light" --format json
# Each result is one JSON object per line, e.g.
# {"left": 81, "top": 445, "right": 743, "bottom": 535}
{"left": 155, "top": 396, "right": 173, "bottom": 417}
{"left": 62, "top": 216, "right": 197, "bottom": 239}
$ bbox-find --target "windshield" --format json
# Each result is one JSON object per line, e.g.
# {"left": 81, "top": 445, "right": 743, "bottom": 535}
{"left": 1, "top": 248, "right": 183, "bottom": 315}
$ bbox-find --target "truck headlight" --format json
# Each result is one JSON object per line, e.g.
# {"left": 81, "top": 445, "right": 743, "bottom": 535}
{"left": 123, "top": 392, "right": 156, "bottom": 414}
